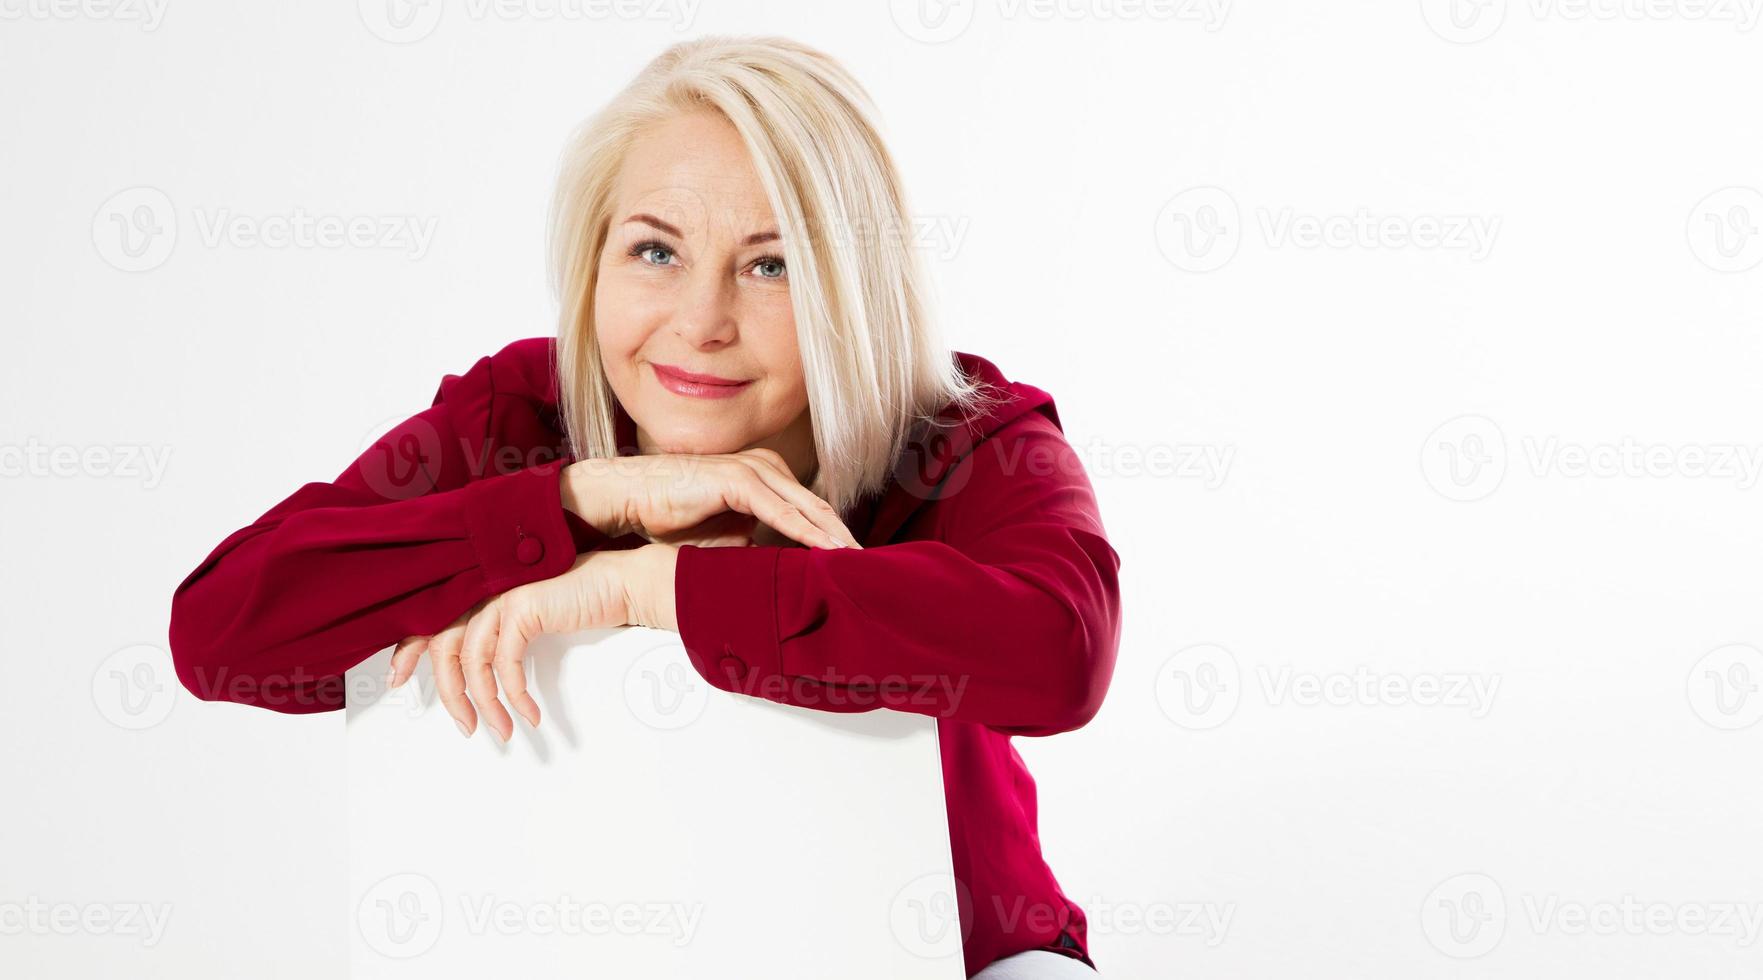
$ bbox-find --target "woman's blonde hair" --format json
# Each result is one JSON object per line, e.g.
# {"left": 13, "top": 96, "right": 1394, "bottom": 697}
{"left": 547, "top": 34, "right": 1001, "bottom": 518}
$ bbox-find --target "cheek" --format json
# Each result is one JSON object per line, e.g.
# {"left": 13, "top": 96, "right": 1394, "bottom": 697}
{"left": 752, "top": 315, "right": 807, "bottom": 408}
{"left": 592, "top": 274, "right": 654, "bottom": 384}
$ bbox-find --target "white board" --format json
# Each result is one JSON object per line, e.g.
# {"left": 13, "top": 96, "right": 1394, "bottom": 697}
{"left": 345, "top": 627, "right": 964, "bottom": 980}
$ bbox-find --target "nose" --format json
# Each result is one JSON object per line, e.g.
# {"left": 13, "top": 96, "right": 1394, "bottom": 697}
{"left": 673, "top": 262, "right": 738, "bottom": 348}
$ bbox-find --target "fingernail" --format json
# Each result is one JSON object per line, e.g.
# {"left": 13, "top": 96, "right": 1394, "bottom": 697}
{"left": 456, "top": 719, "right": 471, "bottom": 738}
{"left": 493, "top": 727, "right": 509, "bottom": 744}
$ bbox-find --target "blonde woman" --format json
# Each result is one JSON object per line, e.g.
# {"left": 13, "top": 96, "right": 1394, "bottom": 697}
{"left": 169, "top": 35, "right": 1121, "bottom": 979}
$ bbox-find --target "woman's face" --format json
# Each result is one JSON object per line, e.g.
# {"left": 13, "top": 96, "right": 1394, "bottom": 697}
{"left": 593, "top": 109, "right": 814, "bottom": 477}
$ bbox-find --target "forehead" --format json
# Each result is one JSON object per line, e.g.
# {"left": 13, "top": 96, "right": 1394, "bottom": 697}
{"left": 611, "top": 110, "right": 777, "bottom": 237}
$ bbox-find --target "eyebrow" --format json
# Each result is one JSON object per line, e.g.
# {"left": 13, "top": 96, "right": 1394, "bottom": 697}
{"left": 623, "top": 213, "right": 779, "bottom": 247}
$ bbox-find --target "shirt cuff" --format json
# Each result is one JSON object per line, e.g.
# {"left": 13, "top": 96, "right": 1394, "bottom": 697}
{"left": 460, "top": 458, "right": 580, "bottom": 593}
{"left": 675, "top": 544, "right": 783, "bottom": 696}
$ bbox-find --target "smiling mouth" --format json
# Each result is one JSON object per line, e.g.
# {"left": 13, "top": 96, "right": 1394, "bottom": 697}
{"left": 649, "top": 362, "right": 754, "bottom": 398}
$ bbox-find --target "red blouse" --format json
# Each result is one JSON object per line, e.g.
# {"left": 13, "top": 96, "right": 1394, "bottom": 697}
{"left": 167, "top": 337, "right": 1122, "bottom": 976}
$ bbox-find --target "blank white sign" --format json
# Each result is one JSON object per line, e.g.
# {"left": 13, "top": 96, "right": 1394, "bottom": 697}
{"left": 345, "top": 627, "right": 963, "bottom": 980}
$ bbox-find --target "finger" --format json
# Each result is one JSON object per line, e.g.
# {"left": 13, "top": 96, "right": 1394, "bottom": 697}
{"left": 459, "top": 599, "right": 514, "bottom": 743}
{"left": 732, "top": 471, "right": 840, "bottom": 549}
{"left": 388, "top": 634, "right": 428, "bottom": 689}
{"left": 428, "top": 614, "right": 477, "bottom": 737}
{"left": 741, "top": 454, "right": 862, "bottom": 549}
{"left": 735, "top": 460, "right": 862, "bottom": 549}
{"left": 492, "top": 596, "right": 541, "bottom": 729}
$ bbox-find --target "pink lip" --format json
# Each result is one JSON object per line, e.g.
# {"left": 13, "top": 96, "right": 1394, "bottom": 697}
{"left": 650, "top": 362, "right": 754, "bottom": 399}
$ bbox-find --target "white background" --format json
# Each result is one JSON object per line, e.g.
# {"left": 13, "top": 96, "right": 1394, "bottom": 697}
{"left": 4, "top": 1, "right": 1762, "bottom": 977}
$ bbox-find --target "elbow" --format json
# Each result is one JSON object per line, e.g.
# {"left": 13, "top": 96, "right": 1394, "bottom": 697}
{"left": 168, "top": 577, "right": 250, "bottom": 705}
{"left": 1005, "top": 592, "right": 1120, "bottom": 737}
{"left": 1035, "top": 631, "right": 1113, "bottom": 735}
{"left": 168, "top": 576, "right": 340, "bottom": 714}
{"left": 169, "top": 578, "right": 225, "bottom": 703}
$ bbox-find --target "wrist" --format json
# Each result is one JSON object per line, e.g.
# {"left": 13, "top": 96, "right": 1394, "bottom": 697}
{"left": 561, "top": 459, "right": 628, "bottom": 537}
{"left": 620, "top": 542, "right": 679, "bottom": 632}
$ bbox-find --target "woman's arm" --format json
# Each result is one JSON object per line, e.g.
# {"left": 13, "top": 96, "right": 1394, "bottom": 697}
{"left": 167, "top": 341, "right": 608, "bottom": 714}
{"left": 666, "top": 411, "right": 1123, "bottom": 738}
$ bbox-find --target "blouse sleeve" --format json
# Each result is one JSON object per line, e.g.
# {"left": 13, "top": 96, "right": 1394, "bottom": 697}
{"left": 672, "top": 410, "right": 1123, "bottom": 738}
{"left": 167, "top": 343, "right": 610, "bottom": 714}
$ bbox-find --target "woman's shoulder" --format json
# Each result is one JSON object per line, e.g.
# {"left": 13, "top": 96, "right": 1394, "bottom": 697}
{"left": 431, "top": 336, "right": 567, "bottom": 459}
{"left": 438, "top": 336, "right": 560, "bottom": 409}
{"left": 947, "top": 349, "right": 1065, "bottom": 439}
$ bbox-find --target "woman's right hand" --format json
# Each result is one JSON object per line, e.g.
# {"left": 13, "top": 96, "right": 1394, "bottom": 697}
{"left": 559, "top": 448, "right": 862, "bottom": 550}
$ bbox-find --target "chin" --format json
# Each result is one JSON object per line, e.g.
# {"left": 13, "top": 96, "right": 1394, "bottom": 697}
{"left": 645, "top": 421, "right": 745, "bottom": 456}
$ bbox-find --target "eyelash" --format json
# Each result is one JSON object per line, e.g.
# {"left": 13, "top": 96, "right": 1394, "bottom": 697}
{"left": 626, "top": 239, "right": 787, "bottom": 280}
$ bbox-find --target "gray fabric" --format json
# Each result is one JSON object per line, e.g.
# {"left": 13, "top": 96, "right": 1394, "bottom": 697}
{"left": 971, "top": 949, "right": 1100, "bottom": 979}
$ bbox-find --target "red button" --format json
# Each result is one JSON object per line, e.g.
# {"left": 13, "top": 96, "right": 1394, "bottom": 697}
{"left": 515, "top": 536, "right": 544, "bottom": 565}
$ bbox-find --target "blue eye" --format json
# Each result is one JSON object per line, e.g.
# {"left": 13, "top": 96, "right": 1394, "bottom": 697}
{"left": 752, "top": 256, "right": 787, "bottom": 280}
{"left": 629, "top": 240, "right": 676, "bottom": 266}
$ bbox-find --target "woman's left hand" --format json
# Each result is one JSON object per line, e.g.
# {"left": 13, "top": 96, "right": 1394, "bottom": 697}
{"left": 386, "top": 543, "right": 680, "bottom": 741}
